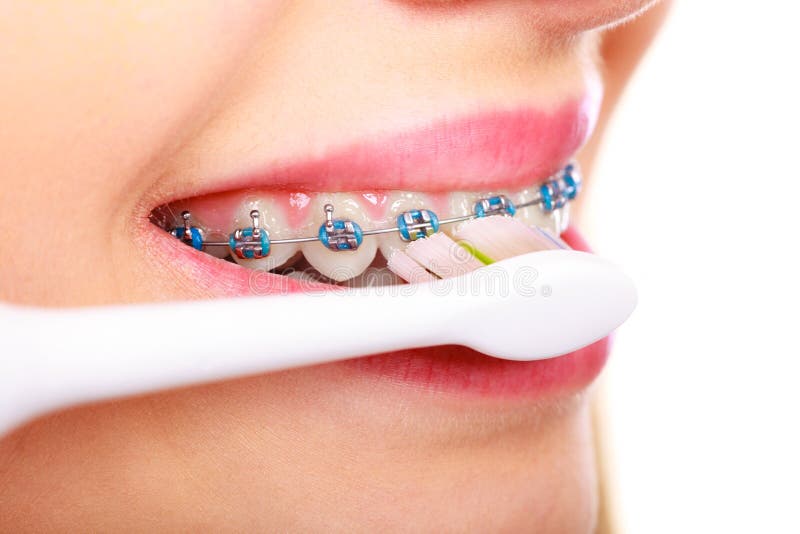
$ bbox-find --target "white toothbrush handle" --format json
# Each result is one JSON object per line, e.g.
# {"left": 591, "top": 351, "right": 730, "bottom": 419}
{"left": 0, "top": 283, "right": 454, "bottom": 435}
{"left": 0, "top": 250, "right": 636, "bottom": 435}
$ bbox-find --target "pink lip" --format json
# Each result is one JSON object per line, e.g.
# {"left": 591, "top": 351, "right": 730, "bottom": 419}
{"left": 144, "top": 98, "right": 607, "bottom": 399}
{"left": 166, "top": 98, "right": 597, "bottom": 206}
{"left": 253, "top": 100, "right": 593, "bottom": 192}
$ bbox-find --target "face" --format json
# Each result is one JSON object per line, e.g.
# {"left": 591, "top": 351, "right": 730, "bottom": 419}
{"left": 0, "top": 1, "right": 666, "bottom": 530}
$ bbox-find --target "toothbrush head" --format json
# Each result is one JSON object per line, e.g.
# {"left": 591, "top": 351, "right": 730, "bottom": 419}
{"left": 450, "top": 250, "right": 637, "bottom": 361}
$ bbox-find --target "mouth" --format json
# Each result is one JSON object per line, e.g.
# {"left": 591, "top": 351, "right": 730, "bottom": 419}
{"left": 139, "top": 97, "right": 608, "bottom": 400}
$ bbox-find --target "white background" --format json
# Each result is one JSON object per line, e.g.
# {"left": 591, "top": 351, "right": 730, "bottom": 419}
{"left": 586, "top": 2, "right": 800, "bottom": 532}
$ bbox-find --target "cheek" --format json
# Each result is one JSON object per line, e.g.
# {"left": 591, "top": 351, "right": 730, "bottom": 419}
{"left": 0, "top": 0, "right": 280, "bottom": 192}
{"left": 0, "top": 1, "right": 282, "bottom": 303}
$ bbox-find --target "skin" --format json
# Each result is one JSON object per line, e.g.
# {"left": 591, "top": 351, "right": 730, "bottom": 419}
{"left": 0, "top": 1, "right": 668, "bottom": 531}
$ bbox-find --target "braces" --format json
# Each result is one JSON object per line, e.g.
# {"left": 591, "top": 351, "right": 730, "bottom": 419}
{"left": 170, "top": 162, "right": 581, "bottom": 259}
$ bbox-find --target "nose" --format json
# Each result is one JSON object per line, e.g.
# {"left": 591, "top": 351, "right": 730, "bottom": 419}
{"left": 392, "top": 0, "right": 659, "bottom": 33}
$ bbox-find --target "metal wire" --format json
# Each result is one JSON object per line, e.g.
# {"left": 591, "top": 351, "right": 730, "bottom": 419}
{"left": 169, "top": 161, "right": 582, "bottom": 253}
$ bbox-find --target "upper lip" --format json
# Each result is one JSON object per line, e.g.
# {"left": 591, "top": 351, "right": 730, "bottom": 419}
{"left": 151, "top": 96, "right": 598, "bottom": 209}
{"left": 135, "top": 96, "right": 608, "bottom": 397}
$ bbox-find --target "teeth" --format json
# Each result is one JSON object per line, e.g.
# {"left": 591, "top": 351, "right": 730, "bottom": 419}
{"left": 511, "top": 186, "right": 568, "bottom": 235}
{"left": 300, "top": 194, "right": 378, "bottom": 282}
{"left": 445, "top": 192, "right": 477, "bottom": 237}
{"left": 203, "top": 231, "right": 234, "bottom": 259}
{"left": 175, "top": 169, "right": 577, "bottom": 282}
{"left": 377, "top": 192, "right": 432, "bottom": 259}
{"left": 230, "top": 196, "right": 301, "bottom": 271}
{"left": 345, "top": 259, "right": 406, "bottom": 288}
{"left": 170, "top": 207, "right": 232, "bottom": 259}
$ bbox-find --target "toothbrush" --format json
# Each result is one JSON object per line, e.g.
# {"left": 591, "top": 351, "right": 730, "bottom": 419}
{"left": 0, "top": 248, "right": 636, "bottom": 436}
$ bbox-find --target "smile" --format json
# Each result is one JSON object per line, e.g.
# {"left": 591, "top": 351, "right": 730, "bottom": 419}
{"left": 153, "top": 162, "right": 579, "bottom": 283}
{"left": 140, "top": 99, "right": 609, "bottom": 398}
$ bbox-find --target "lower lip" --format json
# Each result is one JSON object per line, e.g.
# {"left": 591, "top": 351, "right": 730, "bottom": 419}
{"left": 142, "top": 222, "right": 609, "bottom": 399}
{"left": 340, "top": 227, "right": 609, "bottom": 399}
{"left": 342, "top": 339, "right": 608, "bottom": 399}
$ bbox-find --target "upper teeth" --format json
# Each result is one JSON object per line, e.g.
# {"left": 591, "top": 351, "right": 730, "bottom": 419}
{"left": 164, "top": 164, "right": 581, "bottom": 281}
{"left": 299, "top": 194, "right": 378, "bottom": 281}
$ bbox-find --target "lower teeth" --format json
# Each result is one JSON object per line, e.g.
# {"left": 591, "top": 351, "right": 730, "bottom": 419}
{"left": 277, "top": 253, "right": 404, "bottom": 287}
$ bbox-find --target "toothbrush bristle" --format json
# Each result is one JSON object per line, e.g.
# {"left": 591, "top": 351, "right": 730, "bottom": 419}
{"left": 531, "top": 226, "right": 571, "bottom": 251}
{"left": 386, "top": 250, "right": 438, "bottom": 284}
{"left": 386, "top": 216, "right": 571, "bottom": 283}
{"left": 404, "top": 233, "right": 484, "bottom": 279}
{"left": 453, "top": 216, "right": 565, "bottom": 261}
